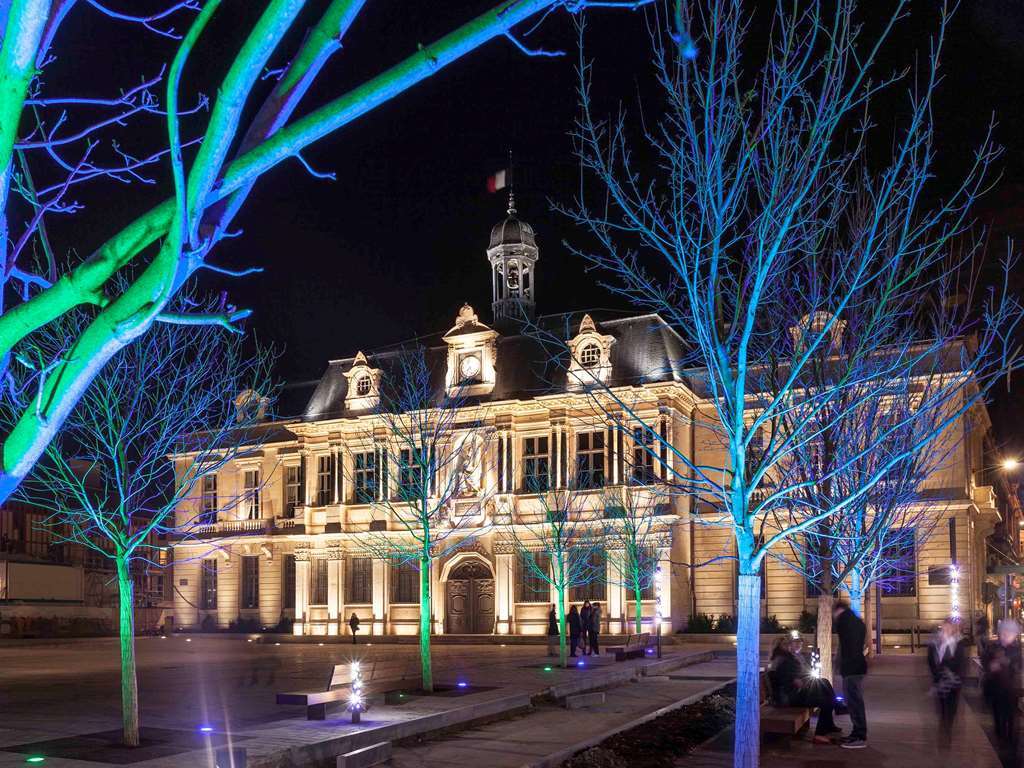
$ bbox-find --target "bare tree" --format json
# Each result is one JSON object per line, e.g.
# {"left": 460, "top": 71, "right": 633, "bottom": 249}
{"left": 0, "top": 0, "right": 655, "bottom": 503}
{"left": 13, "top": 297, "right": 274, "bottom": 746}
{"left": 501, "top": 466, "right": 606, "bottom": 668}
{"left": 603, "top": 482, "right": 670, "bottom": 635}
{"left": 564, "top": 3, "right": 1021, "bottom": 765}
{"left": 347, "top": 348, "right": 493, "bottom": 693}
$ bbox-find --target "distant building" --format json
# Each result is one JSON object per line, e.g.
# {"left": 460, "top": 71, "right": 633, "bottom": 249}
{"left": 170, "top": 202, "right": 1001, "bottom": 637}
{"left": 0, "top": 488, "right": 172, "bottom": 637}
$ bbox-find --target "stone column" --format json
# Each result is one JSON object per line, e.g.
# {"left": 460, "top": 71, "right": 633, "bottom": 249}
{"left": 258, "top": 547, "right": 283, "bottom": 629}
{"left": 173, "top": 555, "right": 201, "bottom": 629}
{"left": 430, "top": 558, "right": 444, "bottom": 635}
{"left": 327, "top": 558, "right": 341, "bottom": 635}
{"left": 656, "top": 547, "right": 672, "bottom": 635}
{"left": 372, "top": 558, "right": 388, "bottom": 634}
{"left": 294, "top": 557, "right": 309, "bottom": 636}
{"left": 495, "top": 550, "right": 514, "bottom": 635}
{"left": 216, "top": 551, "right": 239, "bottom": 629}
{"left": 606, "top": 548, "right": 625, "bottom": 635}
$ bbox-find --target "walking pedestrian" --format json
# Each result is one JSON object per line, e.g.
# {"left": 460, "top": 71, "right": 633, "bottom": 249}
{"left": 983, "top": 618, "right": 1021, "bottom": 766}
{"left": 580, "top": 601, "right": 592, "bottom": 655}
{"left": 928, "top": 618, "right": 967, "bottom": 748}
{"left": 833, "top": 600, "right": 868, "bottom": 749}
{"left": 589, "top": 602, "right": 602, "bottom": 655}
{"left": 568, "top": 605, "right": 582, "bottom": 657}
{"left": 769, "top": 636, "right": 842, "bottom": 743}
{"left": 349, "top": 612, "right": 360, "bottom": 644}
{"left": 547, "top": 604, "right": 559, "bottom": 657}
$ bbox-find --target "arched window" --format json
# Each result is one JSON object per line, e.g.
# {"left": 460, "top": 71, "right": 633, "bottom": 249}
{"left": 355, "top": 375, "right": 371, "bottom": 396}
{"left": 579, "top": 343, "right": 601, "bottom": 368}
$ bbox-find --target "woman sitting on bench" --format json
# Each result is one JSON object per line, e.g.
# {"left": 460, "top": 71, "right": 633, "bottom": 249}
{"left": 769, "top": 636, "right": 841, "bottom": 744}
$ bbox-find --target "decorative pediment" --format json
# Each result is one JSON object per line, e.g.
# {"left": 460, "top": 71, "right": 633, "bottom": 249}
{"left": 567, "top": 314, "right": 616, "bottom": 390}
{"left": 343, "top": 351, "right": 383, "bottom": 410}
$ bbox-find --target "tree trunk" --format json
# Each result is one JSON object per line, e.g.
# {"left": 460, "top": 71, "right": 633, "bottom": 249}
{"left": 419, "top": 553, "right": 433, "bottom": 692}
{"left": 815, "top": 593, "right": 834, "bottom": 684}
{"left": 734, "top": 573, "right": 761, "bottom": 768}
{"left": 635, "top": 583, "right": 643, "bottom": 634}
{"left": 848, "top": 568, "right": 864, "bottom": 616}
{"left": 116, "top": 555, "right": 140, "bottom": 747}
{"left": 874, "top": 580, "right": 883, "bottom": 655}
{"left": 557, "top": 582, "right": 567, "bottom": 668}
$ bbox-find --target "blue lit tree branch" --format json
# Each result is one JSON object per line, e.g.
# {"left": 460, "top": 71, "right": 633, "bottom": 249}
{"left": 0, "top": 0, "right": 652, "bottom": 509}
{"left": 8, "top": 290, "right": 275, "bottom": 747}
{"left": 558, "top": 3, "right": 1021, "bottom": 766}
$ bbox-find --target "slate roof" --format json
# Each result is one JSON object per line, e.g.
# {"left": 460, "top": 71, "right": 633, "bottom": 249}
{"left": 300, "top": 310, "right": 689, "bottom": 423}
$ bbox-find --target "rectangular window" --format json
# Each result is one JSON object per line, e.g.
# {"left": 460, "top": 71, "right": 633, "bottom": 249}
{"left": 241, "top": 556, "right": 259, "bottom": 609}
{"left": 390, "top": 560, "right": 419, "bottom": 604}
{"left": 522, "top": 436, "right": 550, "bottom": 493}
{"left": 316, "top": 454, "right": 333, "bottom": 506}
{"left": 880, "top": 529, "right": 917, "bottom": 597}
{"left": 243, "top": 470, "right": 261, "bottom": 519}
{"left": 398, "top": 448, "right": 422, "bottom": 500}
{"left": 200, "top": 559, "right": 218, "bottom": 610}
{"left": 354, "top": 451, "right": 376, "bottom": 503}
{"left": 283, "top": 554, "right": 296, "bottom": 610}
{"left": 346, "top": 557, "right": 373, "bottom": 604}
{"left": 575, "top": 432, "right": 605, "bottom": 489}
{"left": 310, "top": 558, "right": 329, "bottom": 606}
{"left": 284, "top": 466, "right": 301, "bottom": 518}
{"left": 570, "top": 549, "right": 607, "bottom": 602}
{"left": 632, "top": 427, "right": 655, "bottom": 484}
{"left": 200, "top": 474, "right": 218, "bottom": 516}
{"left": 517, "top": 552, "right": 550, "bottom": 602}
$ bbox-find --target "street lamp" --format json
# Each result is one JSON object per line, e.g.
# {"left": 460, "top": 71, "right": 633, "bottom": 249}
{"left": 1003, "top": 458, "right": 1020, "bottom": 471}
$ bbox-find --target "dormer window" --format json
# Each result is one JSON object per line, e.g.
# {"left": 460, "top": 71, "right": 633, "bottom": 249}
{"left": 343, "top": 351, "right": 383, "bottom": 411}
{"left": 567, "top": 314, "right": 615, "bottom": 390}
{"left": 579, "top": 343, "right": 601, "bottom": 368}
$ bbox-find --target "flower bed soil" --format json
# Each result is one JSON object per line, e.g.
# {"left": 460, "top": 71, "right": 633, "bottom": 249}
{"left": 561, "top": 685, "right": 736, "bottom": 768}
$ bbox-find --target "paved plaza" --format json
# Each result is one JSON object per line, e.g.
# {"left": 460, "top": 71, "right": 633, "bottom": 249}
{"left": 0, "top": 637, "right": 1011, "bottom": 767}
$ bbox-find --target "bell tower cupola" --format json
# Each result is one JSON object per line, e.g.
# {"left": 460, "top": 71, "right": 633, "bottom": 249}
{"left": 488, "top": 192, "right": 538, "bottom": 332}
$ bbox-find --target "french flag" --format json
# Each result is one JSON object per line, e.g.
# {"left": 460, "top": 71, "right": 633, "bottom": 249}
{"left": 486, "top": 169, "right": 508, "bottom": 193}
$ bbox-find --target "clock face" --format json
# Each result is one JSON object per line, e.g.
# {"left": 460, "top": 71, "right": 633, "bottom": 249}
{"left": 460, "top": 354, "right": 481, "bottom": 379}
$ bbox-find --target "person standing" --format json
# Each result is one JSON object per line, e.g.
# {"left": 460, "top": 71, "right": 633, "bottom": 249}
{"left": 833, "top": 600, "right": 868, "bottom": 749}
{"left": 928, "top": 619, "right": 967, "bottom": 748}
{"left": 984, "top": 619, "right": 1021, "bottom": 766}
{"left": 348, "top": 612, "right": 360, "bottom": 645}
{"left": 568, "top": 605, "right": 582, "bottom": 658}
{"left": 547, "top": 604, "right": 559, "bottom": 657}
{"left": 580, "top": 601, "right": 592, "bottom": 655}
{"left": 589, "top": 602, "right": 602, "bottom": 655}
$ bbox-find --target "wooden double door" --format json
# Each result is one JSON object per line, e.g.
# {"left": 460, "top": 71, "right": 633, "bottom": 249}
{"left": 445, "top": 561, "right": 495, "bottom": 634}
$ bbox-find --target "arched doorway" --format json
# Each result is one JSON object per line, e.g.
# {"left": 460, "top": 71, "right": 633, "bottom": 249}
{"left": 445, "top": 560, "right": 495, "bottom": 634}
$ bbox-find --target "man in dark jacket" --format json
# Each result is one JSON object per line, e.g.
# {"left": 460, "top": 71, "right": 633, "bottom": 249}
{"left": 833, "top": 601, "right": 868, "bottom": 749}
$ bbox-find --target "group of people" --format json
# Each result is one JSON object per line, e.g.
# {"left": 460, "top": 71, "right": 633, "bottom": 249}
{"left": 928, "top": 615, "right": 1021, "bottom": 763}
{"left": 768, "top": 601, "right": 868, "bottom": 748}
{"left": 547, "top": 601, "right": 602, "bottom": 657}
{"left": 771, "top": 601, "right": 1023, "bottom": 760}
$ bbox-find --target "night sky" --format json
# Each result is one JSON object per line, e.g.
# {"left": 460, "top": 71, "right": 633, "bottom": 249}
{"left": 36, "top": 2, "right": 1024, "bottom": 453}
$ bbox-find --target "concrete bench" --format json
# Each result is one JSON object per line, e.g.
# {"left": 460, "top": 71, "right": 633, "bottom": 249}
{"left": 605, "top": 632, "right": 651, "bottom": 661}
{"left": 760, "top": 704, "right": 812, "bottom": 736}
{"left": 277, "top": 659, "right": 419, "bottom": 720}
